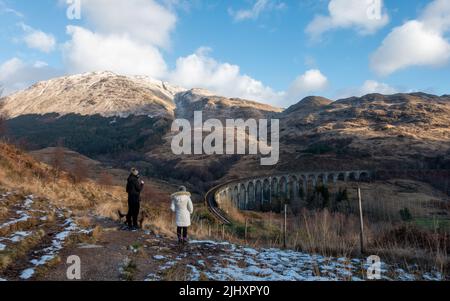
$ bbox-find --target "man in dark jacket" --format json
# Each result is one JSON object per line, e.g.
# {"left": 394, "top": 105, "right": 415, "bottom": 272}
{"left": 126, "top": 168, "right": 144, "bottom": 230}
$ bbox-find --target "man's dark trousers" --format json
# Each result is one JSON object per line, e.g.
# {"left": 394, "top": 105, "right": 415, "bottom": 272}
{"left": 127, "top": 200, "right": 140, "bottom": 228}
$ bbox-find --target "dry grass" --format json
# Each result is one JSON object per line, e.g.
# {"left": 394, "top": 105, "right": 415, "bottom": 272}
{"left": 198, "top": 201, "right": 449, "bottom": 276}
{"left": 0, "top": 143, "right": 192, "bottom": 246}
{"left": 160, "top": 262, "right": 192, "bottom": 281}
{"left": 220, "top": 200, "right": 247, "bottom": 224}
{"left": 0, "top": 206, "right": 7, "bottom": 219}
{"left": 0, "top": 229, "right": 46, "bottom": 271}
{"left": 242, "top": 208, "right": 449, "bottom": 275}
{"left": 293, "top": 209, "right": 360, "bottom": 258}
{"left": 0, "top": 215, "right": 40, "bottom": 237}
{"left": 0, "top": 143, "right": 126, "bottom": 210}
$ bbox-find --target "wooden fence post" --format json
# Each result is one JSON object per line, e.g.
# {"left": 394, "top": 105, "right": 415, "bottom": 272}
{"left": 358, "top": 187, "right": 365, "bottom": 254}
{"left": 283, "top": 204, "right": 287, "bottom": 249}
{"left": 245, "top": 219, "right": 248, "bottom": 242}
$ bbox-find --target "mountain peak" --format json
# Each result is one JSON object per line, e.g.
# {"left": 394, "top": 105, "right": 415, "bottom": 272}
{"left": 284, "top": 96, "right": 332, "bottom": 115}
{"left": 0, "top": 72, "right": 186, "bottom": 119}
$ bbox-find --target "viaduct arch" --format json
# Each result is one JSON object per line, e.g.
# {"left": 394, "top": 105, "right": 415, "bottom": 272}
{"left": 208, "top": 170, "right": 372, "bottom": 222}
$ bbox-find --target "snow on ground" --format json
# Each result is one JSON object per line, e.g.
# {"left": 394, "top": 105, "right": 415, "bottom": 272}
{"left": 146, "top": 240, "right": 444, "bottom": 281}
{"left": 10, "top": 231, "right": 32, "bottom": 242}
{"left": 23, "top": 196, "right": 34, "bottom": 208}
{"left": 0, "top": 211, "right": 31, "bottom": 230}
{"left": 18, "top": 217, "right": 88, "bottom": 280}
{"left": 18, "top": 217, "right": 91, "bottom": 280}
{"left": 19, "top": 268, "right": 35, "bottom": 280}
{"left": 0, "top": 195, "right": 36, "bottom": 232}
{"left": 0, "top": 193, "right": 94, "bottom": 281}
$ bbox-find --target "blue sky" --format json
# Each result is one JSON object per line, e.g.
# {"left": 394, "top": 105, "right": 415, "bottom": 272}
{"left": 0, "top": 0, "right": 449, "bottom": 107}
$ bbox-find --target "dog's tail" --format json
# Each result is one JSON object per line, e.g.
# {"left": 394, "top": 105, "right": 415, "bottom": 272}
{"left": 117, "top": 210, "right": 126, "bottom": 219}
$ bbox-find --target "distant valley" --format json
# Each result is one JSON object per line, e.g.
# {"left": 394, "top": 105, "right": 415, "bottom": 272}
{"left": 1, "top": 72, "right": 450, "bottom": 194}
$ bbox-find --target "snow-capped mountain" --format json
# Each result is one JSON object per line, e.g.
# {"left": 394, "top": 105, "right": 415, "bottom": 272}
{"left": 0, "top": 71, "right": 282, "bottom": 120}
{"left": 0, "top": 71, "right": 186, "bottom": 118}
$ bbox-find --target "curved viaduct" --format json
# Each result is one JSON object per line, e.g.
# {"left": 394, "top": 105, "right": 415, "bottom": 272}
{"left": 205, "top": 170, "right": 372, "bottom": 224}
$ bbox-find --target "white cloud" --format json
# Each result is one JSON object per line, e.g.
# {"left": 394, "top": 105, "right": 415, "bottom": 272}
{"left": 0, "top": 1, "right": 23, "bottom": 17}
{"left": 169, "top": 51, "right": 333, "bottom": 107}
{"left": 229, "top": 0, "right": 286, "bottom": 22}
{"left": 285, "top": 69, "right": 329, "bottom": 103}
{"left": 0, "top": 58, "right": 60, "bottom": 96}
{"left": 169, "top": 47, "right": 283, "bottom": 103}
{"left": 63, "top": 26, "right": 168, "bottom": 79}
{"left": 371, "top": 21, "right": 450, "bottom": 75}
{"left": 82, "top": 0, "right": 176, "bottom": 48}
{"left": 0, "top": 58, "right": 24, "bottom": 81}
{"left": 371, "top": 0, "right": 450, "bottom": 76}
{"left": 337, "top": 80, "right": 397, "bottom": 98}
{"left": 359, "top": 80, "right": 397, "bottom": 95}
{"left": 19, "top": 23, "right": 56, "bottom": 53}
{"left": 33, "top": 61, "right": 49, "bottom": 68}
{"left": 306, "top": 0, "right": 389, "bottom": 39}
{"left": 62, "top": 0, "right": 176, "bottom": 78}
{"left": 420, "top": 0, "right": 450, "bottom": 33}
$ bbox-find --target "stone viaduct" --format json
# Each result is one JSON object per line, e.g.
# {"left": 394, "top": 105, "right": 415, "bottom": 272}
{"left": 211, "top": 170, "right": 372, "bottom": 214}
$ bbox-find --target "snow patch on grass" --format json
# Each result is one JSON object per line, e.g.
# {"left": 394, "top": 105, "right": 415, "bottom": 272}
{"left": 0, "top": 212, "right": 31, "bottom": 230}
{"left": 185, "top": 240, "right": 443, "bottom": 281}
{"left": 19, "top": 268, "right": 35, "bottom": 280}
{"left": 9, "top": 231, "right": 32, "bottom": 243}
{"left": 18, "top": 214, "right": 90, "bottom": 280}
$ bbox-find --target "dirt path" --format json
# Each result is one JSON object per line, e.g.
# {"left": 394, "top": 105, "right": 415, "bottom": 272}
{"left": 38, "top": 217, "right": 180, "bottom": 281}
{"left": 37, "top": 217, "right": 234, "bottom": 281}
{"left": 37, "top": 215, "right": 446, "bottom": 281}
{"left": 1, "top": 192, "right": 445, "bottom": 281}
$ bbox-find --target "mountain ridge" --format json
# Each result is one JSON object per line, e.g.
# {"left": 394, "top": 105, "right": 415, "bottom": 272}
{"left": 0, "top": 71, "right": 282, "bottom": 120}
{"left": 0, "top": 71, "right": 185, "bottom": 119}
{"left": 2, "top": 71, "right": 450, "bottom": 121}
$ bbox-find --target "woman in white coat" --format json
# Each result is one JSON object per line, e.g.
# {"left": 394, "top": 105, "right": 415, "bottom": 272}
{"left": 170, "top": 186, "right": 194, "bottom": 244}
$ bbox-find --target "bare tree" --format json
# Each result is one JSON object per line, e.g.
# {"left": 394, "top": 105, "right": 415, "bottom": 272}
{"left": 72, "top": 157, "right": 89, "bottom": 184}
{"left": 51, "top": 138, "right": 65, "bottom": 175}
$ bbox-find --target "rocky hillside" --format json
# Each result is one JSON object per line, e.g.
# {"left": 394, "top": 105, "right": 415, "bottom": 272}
{"left": 220, "top": 93, "right": 450, "bottom": 183}
{"left": 273, "top": 93, "right": 450, "bottom": 172}
{"left": 0, "top": 71, "right": 281, "bottom": 120}
{"left": 0, "top": 71, "right": 185, "bottom": 118}
{"left": 283, "top": 96, "right": 332, "bottom": 116}
{"left": 175, "top": 88, "right": 282, "bottom": 121}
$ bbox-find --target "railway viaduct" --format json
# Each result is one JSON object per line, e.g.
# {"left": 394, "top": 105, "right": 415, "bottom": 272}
{"left": 206, "top": 170, "right": 372, "bottom": 223}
